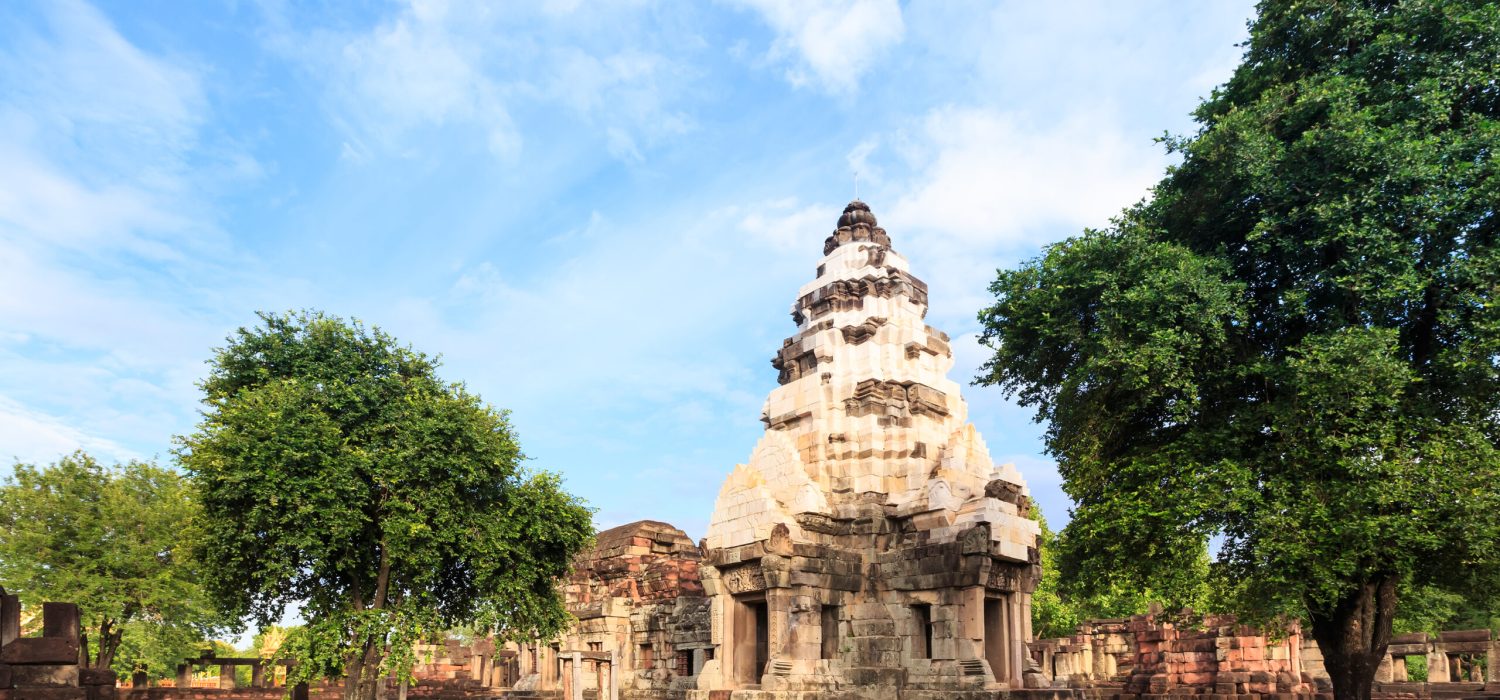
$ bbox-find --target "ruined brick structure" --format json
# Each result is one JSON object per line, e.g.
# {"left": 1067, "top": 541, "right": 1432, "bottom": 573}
{"left": 509, "top": 520, "right": 711, "bottom": 699}
{"left": 688, "top": 201, "right": 1043, "bottom": 699}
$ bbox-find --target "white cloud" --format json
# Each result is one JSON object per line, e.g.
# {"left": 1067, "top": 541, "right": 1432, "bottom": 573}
{"left": 0, "top": 1, "right": 273, "bottom": 466}
{"left": 735, "top": 198, "right": 834, "bottom": 252}
{"left": 272, "top": 0, "right": 692, "bottom": 163}
{"left": 730, "top": 0, "right": 904, "bottom": 93}
{"left": 325, "top": 1, "right": 520, "bottom": 160}
{"left": 0, "top": 395, "right": 136, "bottom": 466}
{"left": 885, "top": 106, "right": 1164, "bottom": 248}
{"left": 835, "top": 106, "right": 1168, "bottom": 327}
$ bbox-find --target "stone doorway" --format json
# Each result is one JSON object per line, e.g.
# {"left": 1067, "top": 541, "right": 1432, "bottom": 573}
{"left": 985, "top": 595, "right": 1008, "bottom": 682}
{"left": 732, "top": 595, "right": 769, "bottom": 686}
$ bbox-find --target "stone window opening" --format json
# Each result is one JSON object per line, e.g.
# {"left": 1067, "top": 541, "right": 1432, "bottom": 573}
{"left": 911, "top": 604, "right": 933, "bottom": 660}
{"left": 821, "top": 604, "right": 841, "bottom": 660}
{"left": 638, "top": 643, "right": 654, "bottom": 670}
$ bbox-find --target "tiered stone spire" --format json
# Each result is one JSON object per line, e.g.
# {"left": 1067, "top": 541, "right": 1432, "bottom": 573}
{"left": 696, "top": 201, "right": 1041, "bottom": 696}
{"left": 706, "top": 200, "right": 1034, "bottom": 560}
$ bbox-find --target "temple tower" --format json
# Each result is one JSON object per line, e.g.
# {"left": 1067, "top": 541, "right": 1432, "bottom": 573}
{"left": 692, "top": 201, "right": 1042, "bottom": 699}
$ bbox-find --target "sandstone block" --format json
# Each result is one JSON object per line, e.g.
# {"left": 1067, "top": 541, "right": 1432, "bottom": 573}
{"left": 0, "top": 689, "right": 86, "bottom": 700}
{"left": 78, "top": 668, "right": 115, "bottom": 686}
{"left": 0, "top": 639, "right": 79, "bottom": 665}
{"left": 10, "top": 663, "right": 77, "bottom": 686}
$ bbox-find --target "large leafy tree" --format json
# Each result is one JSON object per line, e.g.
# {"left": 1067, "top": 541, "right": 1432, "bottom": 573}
{"left": 0, "top": 452, "right": 227, "bottom": 678}
{"left": 977, "top": 2, "right": 1500, "bottom": 699}
{"left": 177, "top": 311, "right": 593, "bottom": 700}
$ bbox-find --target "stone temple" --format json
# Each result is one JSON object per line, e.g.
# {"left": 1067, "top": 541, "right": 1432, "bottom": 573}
{"left": 687, "top": 200, "right": 1043, "bottom": 698}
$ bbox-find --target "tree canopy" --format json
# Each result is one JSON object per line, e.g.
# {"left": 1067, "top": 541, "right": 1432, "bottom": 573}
{"left": 978, "top": 1, "right": 1500, "bottom": 699}
{"left": 177, "top": 310, "right": 594, "bottom": 699}
{"left": 0, "top": 452, "right": 227, "bottom": 678}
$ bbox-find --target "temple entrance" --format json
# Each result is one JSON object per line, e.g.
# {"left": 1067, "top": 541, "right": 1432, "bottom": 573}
{"left": 985, "top": 596, "right": 1007, "bottom": 682}
{"left": 733, "top": 595, "right": 769, "bottom": 686}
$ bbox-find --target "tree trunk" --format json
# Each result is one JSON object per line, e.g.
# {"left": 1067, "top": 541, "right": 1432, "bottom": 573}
{"left": 95, "top": 618, "right": 119, "bottom": 670}
{"left": 345, "top": 651, "right": 366, "bottom": 700}
{"left": 1309, "top": 573, "right": 1398, "bottom": 700}
{"left": 344, "top": 636, "right": 384, "bottom": 700}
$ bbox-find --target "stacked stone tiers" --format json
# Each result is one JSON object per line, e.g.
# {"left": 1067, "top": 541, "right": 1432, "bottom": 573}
{"left": 693, "top": 201, "right": 1042, "bottom": 698}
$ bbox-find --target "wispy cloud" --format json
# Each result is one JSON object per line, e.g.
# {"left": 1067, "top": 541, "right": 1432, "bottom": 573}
{"left": 729, "top": 0, "right": 904, "bottom": 93}
{"left": 0, "top": 0, "right": 268, "bottom": 465}
{"left": 267, "top": 0, "right": 696, "bottom": 164}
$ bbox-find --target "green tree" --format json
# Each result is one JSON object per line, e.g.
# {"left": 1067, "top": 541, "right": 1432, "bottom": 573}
{"left": 977, "top": 2, "right": 1500, "bottom": 699}
{"left": 177, "top": 311, "right": 593, "bottom": 700}
{"left": 1032, "top": 508, "right": 1213, "bottom": 640}
{"left": 0, "top": 452, "right": 227, "bottom": 678}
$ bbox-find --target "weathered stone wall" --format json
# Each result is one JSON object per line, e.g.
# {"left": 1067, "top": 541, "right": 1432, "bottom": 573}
{"left": 508, "top": 520, "right": 712, "bottom": 699}
{"left": 1033, "top": 614, "right": 1500, "bottom": 700}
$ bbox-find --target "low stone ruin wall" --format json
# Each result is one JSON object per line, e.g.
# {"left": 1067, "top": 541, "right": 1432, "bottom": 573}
{"left": 0, "top": 591, "right": 120, "bottom": 700}
{"left": 1033, "top": 614, "right": 1500, "bottom": 700}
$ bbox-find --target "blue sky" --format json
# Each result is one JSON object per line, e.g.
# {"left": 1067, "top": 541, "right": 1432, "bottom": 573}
{"left": 0, "top": 0, "right": 1255, "bottom": 540}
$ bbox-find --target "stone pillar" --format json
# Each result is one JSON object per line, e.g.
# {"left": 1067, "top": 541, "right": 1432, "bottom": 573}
{"left": 1391, "top": 655, "right": 1407, "bottom": 682}
{"left": 176, "top": 663, "right": 192, "bottom": 689}
{"left": 1376, "top": 653, "right": 1393, "bottom": 683}
{"left": 132, "top": 669, "right": 149, "bottom": 688}
{"left": 1427, "top": 647, "right": 1450, "bottom": 683}
{"left": 571, "top": 652, "right": 584, "bottom": 700}
{"left": 1488, "top": 640, "right": 1500, "bottom": 685}
{"left": 957, "top": 586, "right": 983, "bottom": 662}
{"left": 0, "top": 589, "right": 19, "bottom": 648}
{"left": 768, "top": 588, "right": 789, "bottom": 660}
{"left": 609, "top": 651, "right": 619, "bottom": 700}
{"left": 1022, "top": 595, "right": 1033, "bottom": 643}
{"left": 251, "top": 661, "right": 266, "bottom": 688}
{"left": 219, "top": 662, "right": 236, "bottom": 689}
{"left": 1009, "top": 594, "right": 1025, "bottom": 687}
{"left": 41, "top": 603, "right": 79, "bottom": 642}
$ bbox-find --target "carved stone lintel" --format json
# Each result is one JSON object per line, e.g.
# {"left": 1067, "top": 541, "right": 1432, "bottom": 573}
{"left": 987, "top": 563, "right": 1022, "bottom": 592}
{"left": 721, "top": 565, "right": 767, "bottom": 595}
